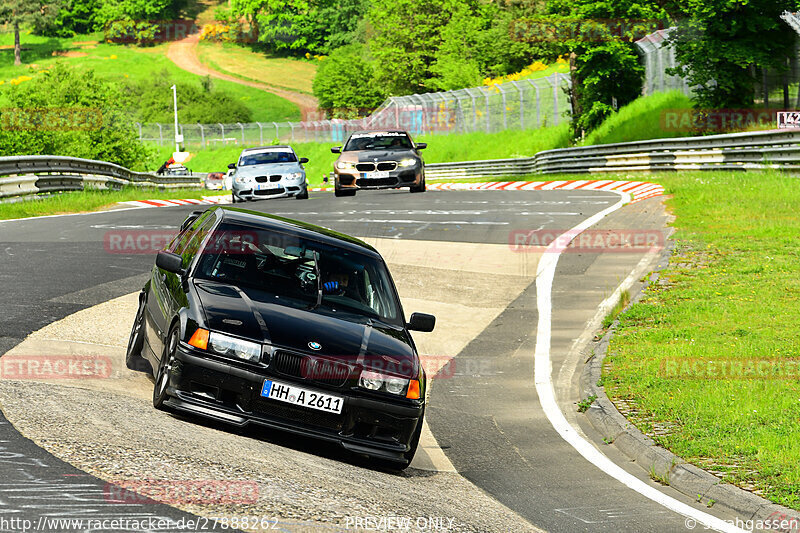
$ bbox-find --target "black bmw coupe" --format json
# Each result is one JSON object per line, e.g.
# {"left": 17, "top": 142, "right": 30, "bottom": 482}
{"left": 126, "top": 206, "right": 435, "bottom": 468}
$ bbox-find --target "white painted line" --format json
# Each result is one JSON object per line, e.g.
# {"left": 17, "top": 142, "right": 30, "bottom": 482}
{"left": 533, "top": 193, "right": 747, "bottom": 533}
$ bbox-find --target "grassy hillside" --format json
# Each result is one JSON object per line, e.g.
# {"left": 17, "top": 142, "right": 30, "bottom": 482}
{"left": 580, "top": 91, "right": 693, "bottom": 146}
{"left": 196, "top": 41, "right": 317, "bottom": 95}
{"left": 0, "top": 32, "right": 300, "bottom": 122}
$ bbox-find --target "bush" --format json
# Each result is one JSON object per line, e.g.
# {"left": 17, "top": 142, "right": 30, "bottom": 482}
{"left": 0, "top": 64, "right": 154, "bottom": 170}
{"left": 312, "top": 44, "right": 386, "bottom": 118}
{"left": 121, "top": 74, "right": 254, "bottom": 124}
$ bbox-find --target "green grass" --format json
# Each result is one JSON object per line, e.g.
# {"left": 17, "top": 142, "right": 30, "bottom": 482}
{"left": 601, "top": 170, "right": 800, "bottom": 508}
{"left": 163, "top": 125, "right": 572, "bottom": 185}
{"left": 0, "top": 32, "right": 300, "bottom": 122}
{"left": 581, "top": 91, "right": 693, "bottom": 146}
{"left": 196, "top": 41, "right": 318, "bottom": 95}
{"left": 0, "top": 187, "right": 213, "bottom": 220}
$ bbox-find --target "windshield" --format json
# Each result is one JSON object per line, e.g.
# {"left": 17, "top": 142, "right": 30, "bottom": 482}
{"left": 238, "top": 150, "right": 297, "bottom": 166}
{"left": 344, "top": 133, "right": 413, "bottom": 151}
{"left": 194, "top": 223, "right": 403, "bottom": 326}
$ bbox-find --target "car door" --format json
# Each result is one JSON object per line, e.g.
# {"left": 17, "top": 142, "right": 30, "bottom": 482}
{"left": 144, "top": 212, "right": 215, "bottom": 359}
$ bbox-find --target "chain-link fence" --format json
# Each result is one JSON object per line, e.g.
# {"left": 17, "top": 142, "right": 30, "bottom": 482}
{"left": 635, "top": 28, "right": 692, "bottom": 96}
{"left": 135, "top": 72, "right": 572, "bottom": 148}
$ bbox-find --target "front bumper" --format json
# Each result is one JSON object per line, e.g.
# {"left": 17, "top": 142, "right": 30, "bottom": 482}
{"left": 233, "top": 181, "right": 306, "bottom": 200}
{"left": 336, "top": 168, "right": 422, "bottom": 190}
{"left": 164, "top": 345, "right": 424, "bottom": 461}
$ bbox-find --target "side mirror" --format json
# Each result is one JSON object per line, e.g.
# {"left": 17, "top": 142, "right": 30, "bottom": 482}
{"left": 330, "top": 146, "right": 341, "bottom": 154}
{"left": 415, "top": 143, "right": 427, "bottom": 150}
{"left": 156, "top": 251, "right": 184, "bottom": 275}
{"left": 407, "top": 312, "right": 435, "bottom": 332}
{"left": 299, "top": 157, "right": 309, "bottom": 164}
{"left": 227, "top": 163, "right": 236, "bottom": 169}
{"left": 180, "top": 211, "right": 204, "bottom": 232}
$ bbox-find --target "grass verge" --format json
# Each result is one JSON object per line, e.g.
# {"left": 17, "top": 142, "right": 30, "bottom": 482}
{"left": 0, "top": 187, "right": 212, "bottom": 220}
{"left": 601, "top": 170, "right": 800, "bottom": 508}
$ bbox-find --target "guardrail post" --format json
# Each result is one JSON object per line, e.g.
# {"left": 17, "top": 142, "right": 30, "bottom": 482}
{"left": 157, "top": 123, "right": 163, "bottom": 146}
{"left": 257, "top": 122, "right": 263, "bottom": 145}
{"left": 198, "top": 123, "right": 205, "bottom": 148}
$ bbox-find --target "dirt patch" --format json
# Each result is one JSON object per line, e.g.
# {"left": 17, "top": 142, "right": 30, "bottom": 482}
{"left": 71, "top": 40, "right": 98, "bottom": 46}
{"left": 52, "top": 50, "right": 88, "bottom": 58}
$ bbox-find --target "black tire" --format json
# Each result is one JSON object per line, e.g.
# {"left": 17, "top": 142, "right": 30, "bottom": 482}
{"left": 296, "top": 187, "right": 309, "bottom": 200}
{"left": 125, "top": 294, "right": 150, "bottom": 373}
{"left": 334, "top": 188, "right": 356, "bottom": 197}
{"left": 410, "top": 176, "right": 426, "bottom": 193}
{"left": 231, "top": 192, "right": 238, "bottom": 204}
{"left": 153, "top": 325, "right": 178, "bottom": 410}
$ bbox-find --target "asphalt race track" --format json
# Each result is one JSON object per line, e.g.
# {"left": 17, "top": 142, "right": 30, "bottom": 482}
{"left": 0, "top": 189, "right": 747, "bottom": 532}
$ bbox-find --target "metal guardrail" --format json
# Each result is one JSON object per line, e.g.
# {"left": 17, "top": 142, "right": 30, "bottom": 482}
{"left": 425, "top": 129, "right": 800, "bottom": 179}
{"left": 0, "top": 155, "right": 202, "bottom": 200}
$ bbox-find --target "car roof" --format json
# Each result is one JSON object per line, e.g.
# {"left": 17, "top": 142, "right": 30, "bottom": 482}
{"left": 214, "top": 207, "right": 380, "bottom": 256}
{"left": 348, "top": 130, "right": 409, "bottom": 136}
{"left": 240, "top": 145, "right": 294, "bottom": 152}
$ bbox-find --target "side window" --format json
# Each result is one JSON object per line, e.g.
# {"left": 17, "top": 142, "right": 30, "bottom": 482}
{"left": 178, "top": 214, "right": 218, "bottom": 270}
{"left": 170, "top": 212, "right": 212, "bottom": 255}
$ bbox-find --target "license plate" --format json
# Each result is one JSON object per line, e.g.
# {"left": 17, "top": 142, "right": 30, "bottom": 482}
{"left": 260, "top": 379, "right": 343, "bottom": 414}
{"left": 361, "top": 171, "right": 390, "bottom": 179}
{"left": 256, "top": 183, "right": 281, "bottom": 191}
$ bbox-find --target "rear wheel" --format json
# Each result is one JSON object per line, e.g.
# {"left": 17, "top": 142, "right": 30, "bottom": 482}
{"left": 153, "top": 325, "right": 178, "bottom": 410}
{"left": 125, "top": 294, "right": 150, "bottom": 372}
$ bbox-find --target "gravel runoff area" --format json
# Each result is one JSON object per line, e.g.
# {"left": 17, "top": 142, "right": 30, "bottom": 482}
{"left": 0, "top": 237, "right": 544, "bottom": 532}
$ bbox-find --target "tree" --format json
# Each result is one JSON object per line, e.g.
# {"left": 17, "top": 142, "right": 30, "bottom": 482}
{"left": 669, "top": 0, "right": 798, "bottom": 109}
{"left": 367, "top": 0, "right": 457, "bottom": 95}
{"left": 0, "top": 64, "right": 154, "bottom": 170}
{"left": 0, "top": 0, "right": 61, "bottom": 65}
{"left": 545, "top": 0, "right": 668, "bottom": 136}
{"left": 312, "top": 44, "right": 387, "bottom": 117}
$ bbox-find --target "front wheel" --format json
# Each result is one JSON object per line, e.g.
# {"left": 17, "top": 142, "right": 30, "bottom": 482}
{"left": 153, "top": 326, "right": 178, "bottom": 410}
{"left": 409, "top": 176, "right": 426, "bottom": 193}
{"left": 296, "top": 186, "right": 309, "bottom": 200}
{"left": 334, "top": 187, "right": 356, "bottom": 197}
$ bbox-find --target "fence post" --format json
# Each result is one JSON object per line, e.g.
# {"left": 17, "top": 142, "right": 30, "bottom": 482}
{"left": 135, "top": 122, "right": 142, "bottom": 141}
{"left": 219, "top": 123, "right": 225, "bottom": 144}
{"left": 198, "top": 123, "right": 205, "bottom": 148}
{"left": 511, "top": 81, "right": 524, "bottom": 129}
{"left": 257, "top": 122, "right": 263, "bottom": 145}
{"left": 157, "top": 123, "right": 163, "bottom": 146}
{"left": 531, "top": 81, "right": 540, "bottom": 128}
{"left": 553, "top": 74, "right": 560, "bottom": 126}
{"left": 273, "top": 122, "right": 279, "bottom": 141}
{"left": 499, "top": 84, "right": 508, "bottom": 130}
{"left": 480, "top": 87, "right": 491, "bottom": 133}
{"left": 237, "top": 122, "right": 244, "bottom": 144}
{"left": 290, "top": 123, "right": 295, "bottom": 142}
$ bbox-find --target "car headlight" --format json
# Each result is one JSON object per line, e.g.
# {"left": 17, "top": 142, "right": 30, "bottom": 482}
{"left": 337, "top": 161, "right": 355, "bottom": 170}
{"left": 287, "top": 172, "right": 303, "bottom": 180}
{"left": 398, "top": 158, "right": 416, "bottom": 168}
{"left": 234, "top": 176, "right": 247, "bottom": 184}
{"left": 188, "top": 328, "right": 261, "bottom": 362}
{"left": 359, "top": 370, "right": 410, "bottom": 396}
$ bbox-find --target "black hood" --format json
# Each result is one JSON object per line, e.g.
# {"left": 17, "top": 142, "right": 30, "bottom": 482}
{"left": 194, "top": 281, "right": 416, "bottom": 377}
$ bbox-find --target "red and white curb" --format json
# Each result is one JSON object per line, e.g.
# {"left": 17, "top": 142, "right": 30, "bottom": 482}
{"left": 120, "top": 180, "right": 664, "bottom": 208}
